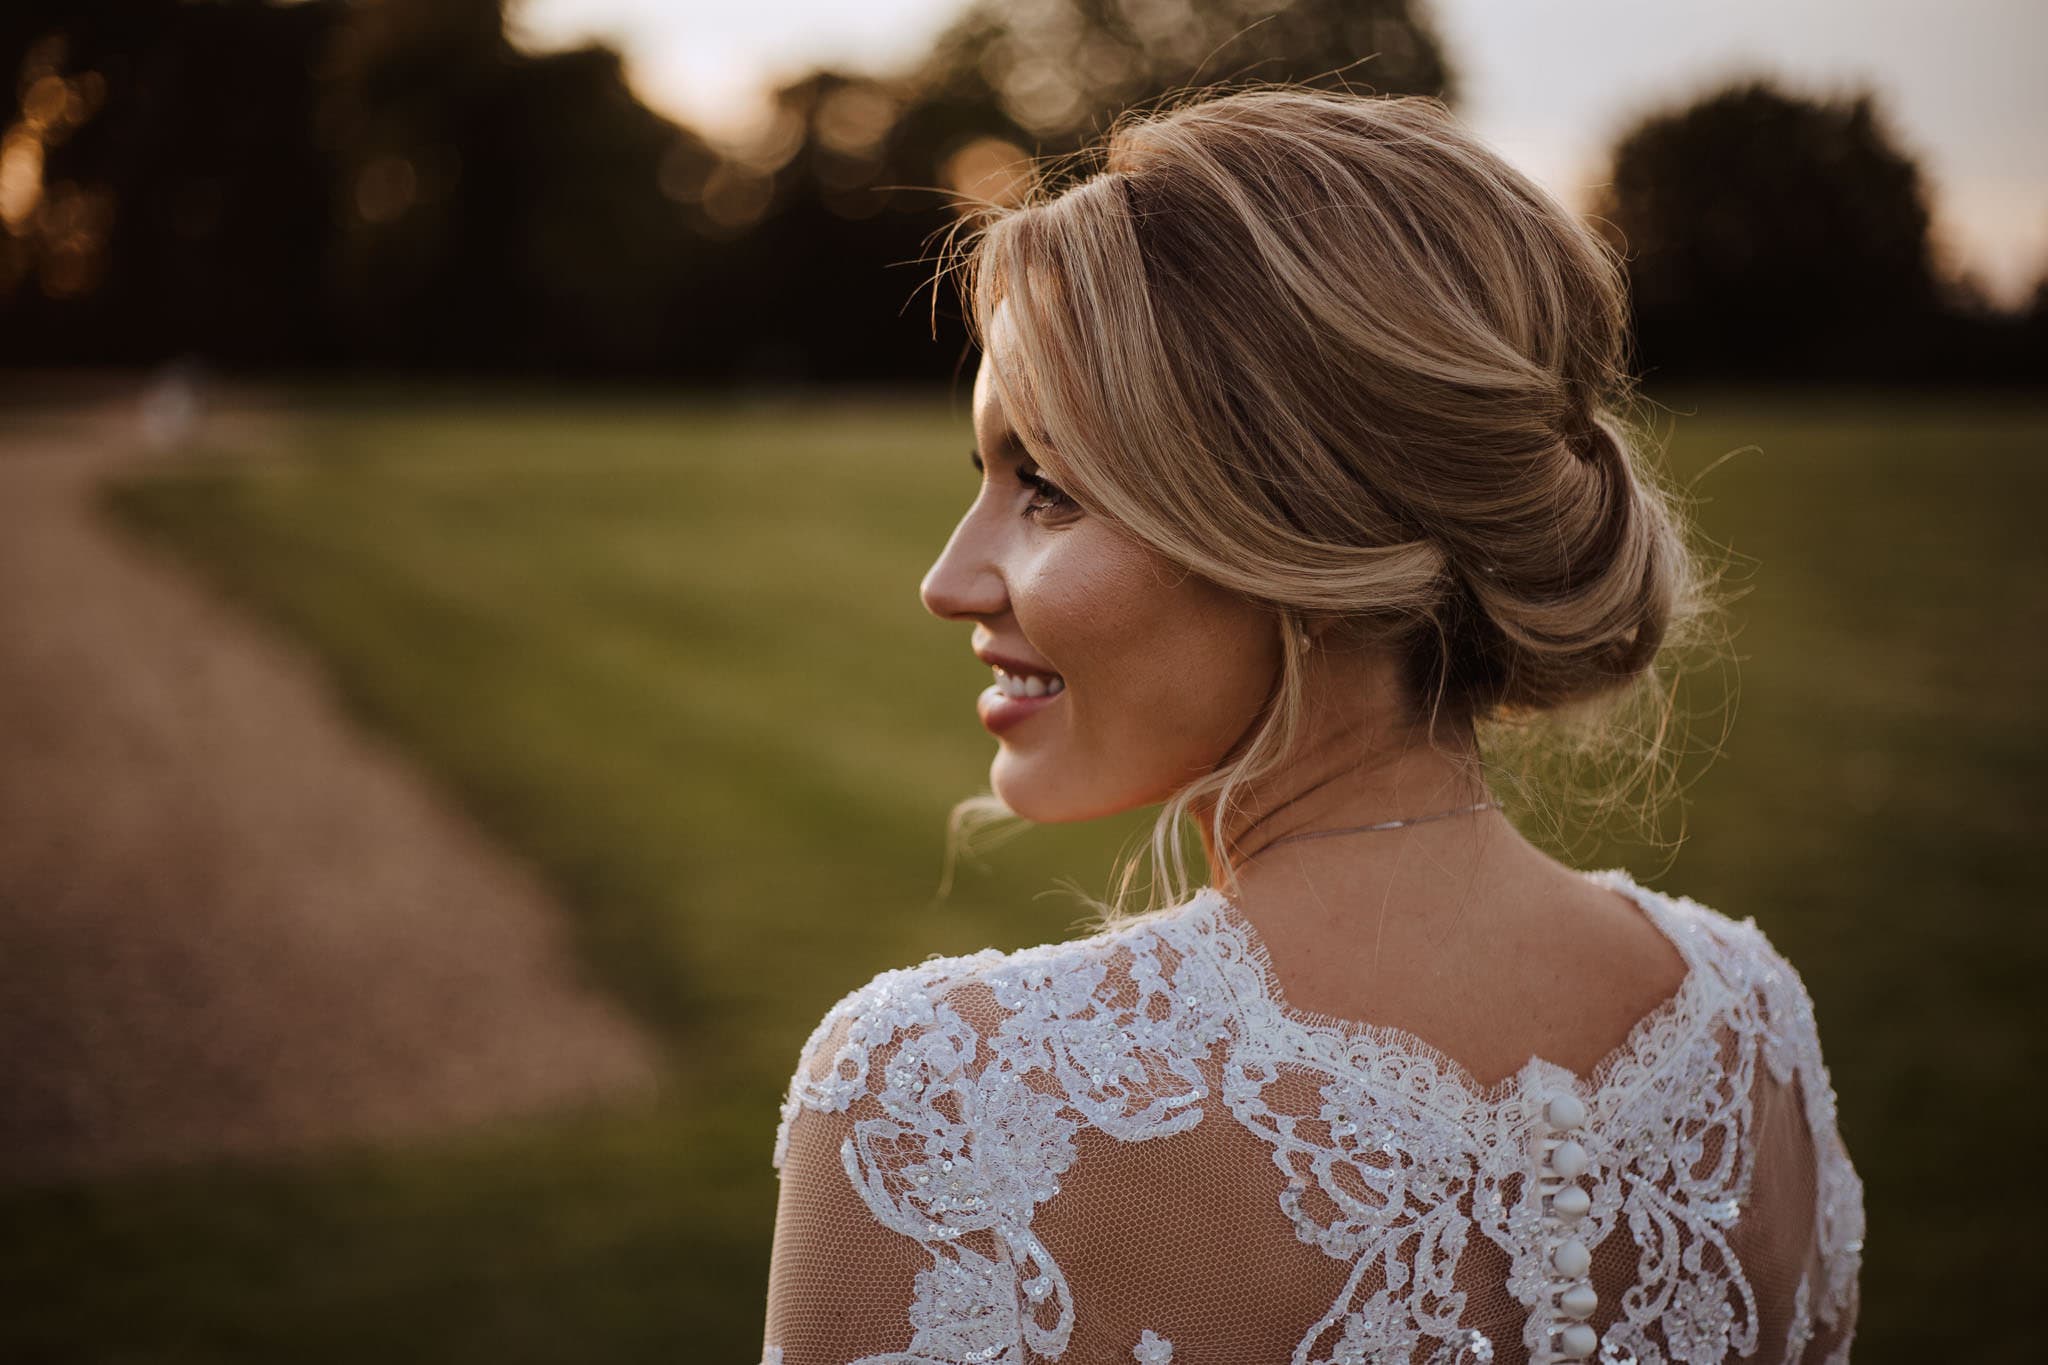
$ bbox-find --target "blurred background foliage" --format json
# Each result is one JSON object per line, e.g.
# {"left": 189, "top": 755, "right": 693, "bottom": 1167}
{"left": 3, "top": 0, "right": 2041, "bottom": 384}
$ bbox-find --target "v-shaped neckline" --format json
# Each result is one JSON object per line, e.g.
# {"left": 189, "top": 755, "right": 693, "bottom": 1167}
{"left": 1184, "top": 867, "right": 1716, "bottom": 1114}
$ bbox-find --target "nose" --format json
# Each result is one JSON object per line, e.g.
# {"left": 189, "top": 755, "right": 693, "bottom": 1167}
{"left": 919, "top": 511, "right": 1007, "bottom": 623}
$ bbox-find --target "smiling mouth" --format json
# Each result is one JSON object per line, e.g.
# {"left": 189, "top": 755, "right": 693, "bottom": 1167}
{"left": 991, "top": 664, "right": 1065, "bottom": 698}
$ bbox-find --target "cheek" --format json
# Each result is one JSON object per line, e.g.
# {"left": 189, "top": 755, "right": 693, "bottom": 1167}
{"left": 1017, "top": 530, "right": 1277, "bottom": 761}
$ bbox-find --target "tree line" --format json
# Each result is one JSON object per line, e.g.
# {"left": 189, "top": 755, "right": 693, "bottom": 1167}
{"left": 2, "top": 0, "right": 2040, "bottom": 387}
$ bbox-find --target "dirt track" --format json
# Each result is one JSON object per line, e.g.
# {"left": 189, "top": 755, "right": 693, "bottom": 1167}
{"left": 0, "top": 391, "right": 663, "bottom": 1186}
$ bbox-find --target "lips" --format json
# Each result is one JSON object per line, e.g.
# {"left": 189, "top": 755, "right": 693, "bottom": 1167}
{"left": 971, "top": 645, "right": 1066, "bottom": 735}
{"left": 976, "top": 677, "right": 1065, "bottom": 734}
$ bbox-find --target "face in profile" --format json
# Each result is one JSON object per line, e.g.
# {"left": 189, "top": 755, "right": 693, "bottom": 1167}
{"left": 918, "top": 312, "right": 1284, "bottom": 822}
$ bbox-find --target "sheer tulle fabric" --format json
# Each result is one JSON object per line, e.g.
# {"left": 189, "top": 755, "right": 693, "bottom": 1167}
{"left": 762, "top": 870, "right": 1863, "bottom": 1364}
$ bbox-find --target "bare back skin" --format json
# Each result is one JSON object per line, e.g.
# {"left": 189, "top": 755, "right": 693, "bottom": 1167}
{"left": 1225, "top": 817, "right": 1693, "bottom": 1090}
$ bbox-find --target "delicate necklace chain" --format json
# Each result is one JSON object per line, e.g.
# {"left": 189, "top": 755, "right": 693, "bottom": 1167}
{"left": 1241, "top": 799, "right": 1500, "bottom": 862}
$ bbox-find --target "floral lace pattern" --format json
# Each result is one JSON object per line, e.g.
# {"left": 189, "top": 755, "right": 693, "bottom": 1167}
{"left": 1131, "top": 1327, "right": 1174, "bottom": 1363}
{"left": 768, "top": 870, "right": 1864, "bottom": 1365}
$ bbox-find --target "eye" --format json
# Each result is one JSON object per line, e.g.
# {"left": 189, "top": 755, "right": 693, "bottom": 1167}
{"left": 1019, "top": 467, "right": 1077, "bottom": 522}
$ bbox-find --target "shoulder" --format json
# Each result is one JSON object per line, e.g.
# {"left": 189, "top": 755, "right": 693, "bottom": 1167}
{"left": 763, "top": 907, "right": 1224, "bottom": 1361}
{"left": 772, "top": 905, "right": 1222, "bottom": 1171}
{"left": 1597, "top": 872, "right": 1859, "bottom": 1144}
{"left": 1631, "top": 881, "right": 1833, "bottom": 1064}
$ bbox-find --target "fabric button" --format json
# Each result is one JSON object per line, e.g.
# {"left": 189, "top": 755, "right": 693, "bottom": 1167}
{"left": 1549, "top": 1139, "right": 1589, "bottom": 1179}
{"left": 1551, "top": 1185, "right": 1591, "bottom": 1220}
{"left": 1558, "top": 1322, "right": 1598, "bottom": 1357}
{"left": 1559, "top": 1283, "right": 1598, "bottom": 1319}
{"left": 1545, "top": 1094, "right": 1588, "bottom": 1130}
{"left": 1552, "top": 1237, "right": 1591, "bottom": 1277}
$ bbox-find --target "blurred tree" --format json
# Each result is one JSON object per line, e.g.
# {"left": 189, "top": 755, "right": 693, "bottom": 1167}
{"left": 0, "top": 0, "right": 341, "bottom": 367}
{"left": 320, "top": 0, "right": 719, "bottom": 374}
{"left": 660, "top": 68, "right": 935, "bottom": 386}
{"left": 903, "top": 0, "right": 1455, "bottom": 150}
{"left": 2017, "top": 247, "right": 2048, "bottom": 379}
{"left": 706, "top": 0, "right": 1459, "bottom": 384}
{"left": 1588, "top": 77, "right": 1946, "bottom": 384}
{"left": 0, "top": 0, "right": 721, "bottom": 377}
{"left": 4, "top": 5, "right": 2032, "bottom": 387}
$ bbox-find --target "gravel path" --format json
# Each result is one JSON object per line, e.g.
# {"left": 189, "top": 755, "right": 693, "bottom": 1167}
{"left": 0, "top": 392, "right": 664, "bottom": 1187}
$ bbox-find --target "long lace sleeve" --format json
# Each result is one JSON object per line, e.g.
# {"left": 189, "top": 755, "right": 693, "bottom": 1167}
{"left": 761, "top": 925, "right": 1229, "bottom": 1365}
{"left": 765, "top": 970, "right": 943, "bottom": 1364}
{"left": 1795, "top": 1228, "right": 1859, "bottom": 1365}
{"left": 763, "top": 1072, "right": 929, "bottom": 1363}
{"left": 1739, "top": 920, "right": 1867, "bottom": 1365}
{"left": 763, "top": 957, "right": 1071, "bottom": 1365}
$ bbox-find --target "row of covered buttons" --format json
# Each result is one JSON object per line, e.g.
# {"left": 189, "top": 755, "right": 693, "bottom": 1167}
{"left": 1537, "top": 1092, "right": 1599, "bottom": 1360}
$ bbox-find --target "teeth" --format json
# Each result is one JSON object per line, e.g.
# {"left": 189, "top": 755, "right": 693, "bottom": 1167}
{"left": 993, "top": 666, "right": 1065, "bottom": 700}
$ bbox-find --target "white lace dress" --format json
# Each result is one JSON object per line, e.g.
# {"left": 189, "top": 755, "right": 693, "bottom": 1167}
{"left": 762, "top": 868, "right": 1864, "bottom": 1364}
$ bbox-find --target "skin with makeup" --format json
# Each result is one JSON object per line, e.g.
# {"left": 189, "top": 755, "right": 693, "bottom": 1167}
{"left": 917, "top": 310, "right": 1689, "bottom": 1092}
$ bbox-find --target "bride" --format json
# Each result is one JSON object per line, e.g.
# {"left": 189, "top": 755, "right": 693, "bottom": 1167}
{"left": 762, "top": 85, "right": 1863, "bottom": 1365}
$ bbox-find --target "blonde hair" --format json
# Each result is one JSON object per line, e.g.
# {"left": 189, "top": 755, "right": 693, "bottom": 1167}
{"left": 929, "top": 84, "right": 1729, "bottom": 926}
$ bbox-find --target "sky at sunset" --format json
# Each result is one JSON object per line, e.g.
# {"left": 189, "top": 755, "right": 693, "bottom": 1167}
{"left": 510, "top": 0, "right": 2046, "bottom": 307}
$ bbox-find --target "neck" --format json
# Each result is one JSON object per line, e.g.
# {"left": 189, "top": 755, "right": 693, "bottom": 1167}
{"left": 1193, "top": 729, "right": 1549, "bottom": 974}
{"left": 1195, "top": 717, "right": 1495, "bottom": 886}
{"left": 1187, "top": 647, "right": 1569, "bottom": 946}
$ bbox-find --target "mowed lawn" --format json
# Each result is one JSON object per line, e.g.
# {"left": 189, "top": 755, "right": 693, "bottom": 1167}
{"left": 3, "top": 387, "right": 2040, "bottom": 1363}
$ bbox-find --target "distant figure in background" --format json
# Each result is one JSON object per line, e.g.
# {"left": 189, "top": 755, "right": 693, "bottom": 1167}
{"left": 764, "top": 87, "right": 1863, "bottom": 1365}
{"left": 138, "top": 357, "right": 204, "bottom": 455}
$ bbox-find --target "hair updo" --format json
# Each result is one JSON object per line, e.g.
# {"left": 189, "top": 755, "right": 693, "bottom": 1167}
{"left": 933, "top": 84, "right": 1725, "bottom": 920}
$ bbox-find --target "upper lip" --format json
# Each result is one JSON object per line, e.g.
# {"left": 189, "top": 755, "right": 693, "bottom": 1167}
{"left": 975, "top": 648, "right": 1062, "bottom": 680}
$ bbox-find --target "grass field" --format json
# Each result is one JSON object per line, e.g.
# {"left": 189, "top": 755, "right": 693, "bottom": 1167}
{"left": 3, "top": 386, "right": 2040, "bottom": 1362}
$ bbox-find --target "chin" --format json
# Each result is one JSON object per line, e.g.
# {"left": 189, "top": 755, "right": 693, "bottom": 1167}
{"left": 990, "top": 750, "right": 1154, "bottom": 825}
{"left": 989, "top": 750, "right": 1066, "bottom": 822}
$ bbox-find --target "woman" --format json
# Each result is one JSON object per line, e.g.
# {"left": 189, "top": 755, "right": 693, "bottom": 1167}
{"left": 762, "top": 86, "right": 1863, "bottom": 1364}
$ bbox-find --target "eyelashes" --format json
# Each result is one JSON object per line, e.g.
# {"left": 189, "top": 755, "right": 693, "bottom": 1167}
{"left": 1018, "top": 468, "right": 1077, "bottom": 521}
{"left": 970, "top": 446, "right": 1077, "bottom": 522}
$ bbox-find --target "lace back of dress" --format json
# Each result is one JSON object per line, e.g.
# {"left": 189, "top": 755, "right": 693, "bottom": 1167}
{"left": 763, "top": 878, "right": 1863, "bottom": 1365}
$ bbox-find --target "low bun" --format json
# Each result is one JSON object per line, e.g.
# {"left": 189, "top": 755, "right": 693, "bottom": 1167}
{"left": 1416, "top": 406, "right": 1685, "bottom": 719}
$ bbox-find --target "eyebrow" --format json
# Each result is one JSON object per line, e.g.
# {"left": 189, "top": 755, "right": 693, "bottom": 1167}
{"left": 969, "top": 428, "right": 1025, "bottom": 472}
